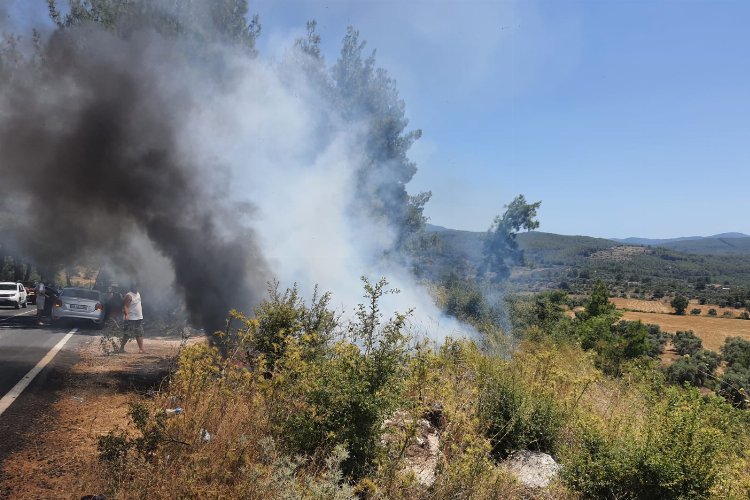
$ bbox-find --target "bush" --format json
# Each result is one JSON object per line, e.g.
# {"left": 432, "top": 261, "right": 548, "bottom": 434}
{"left": 708, "top": 308, "right": 718, "bottom": 316}
{"left": 723, "top": 311, "right": 734, "bottom": 318}
{"left": 252, "top": 281, "right": 337, "bottom": 370}
{"left": 739, "top": 311, "right": 750, "bottom": 320}
{"left": 563, "top": 387, "right": 743, "bottom": 499}
{"left": 718, "top": 367, "right": 750, "bottom": 409}
{"left": 721, "top": 337, "right": 750, "bottom": 369}
{"left": 690, "top": 308, "right": 702, "bottom": 315}
{"left": 665, "top": 349, "right": 721, "bottom": 388}
{"left": 279, "top": 277, "right": 411, "bottom": 478}
{"left": 478, "top": 362, "right": 565, "bottom": 459}
{"left": 672, "top": 330, "right": 702, "bottom": 356}
{"left": 644, "top": 324, "right": 669, "bottom": 358}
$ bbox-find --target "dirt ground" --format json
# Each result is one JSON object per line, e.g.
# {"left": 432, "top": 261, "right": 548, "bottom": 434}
{"left": 0, "top": 334, "right": 201, "bottom": 499}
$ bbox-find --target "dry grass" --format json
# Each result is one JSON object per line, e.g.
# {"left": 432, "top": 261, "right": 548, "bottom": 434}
{"left": 0, "top": 336, "right": 201, "bottom": 499}
{"left": 610, "top": 298, "right": 750, "bottom": 351}
{"left": 620, "top": 311, "right": 750, "bottom": 351}
{"left": 612, "top": 298, "right": 746, "bottom": 318}
{"left": 611, "top": 298, "right": 673, "bottom": 314}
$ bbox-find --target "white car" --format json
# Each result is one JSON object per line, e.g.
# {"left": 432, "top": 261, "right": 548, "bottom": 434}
{"left": 52, "top": 287, "right": 105, "bottom": 326}
{"left": 0, "top": 282, "right": 28, "bottom": 309}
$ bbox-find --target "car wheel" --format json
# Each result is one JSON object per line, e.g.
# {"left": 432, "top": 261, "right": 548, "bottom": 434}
{"left": 22, "top": 300, "right": 27, "bottom": 308}
{"left": 14, "top": 301, "right": 20, "bottom": 310}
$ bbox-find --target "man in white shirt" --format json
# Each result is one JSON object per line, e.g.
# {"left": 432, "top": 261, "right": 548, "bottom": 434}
{"left": 120, "top": 283, "right": 145, "bottom": 353}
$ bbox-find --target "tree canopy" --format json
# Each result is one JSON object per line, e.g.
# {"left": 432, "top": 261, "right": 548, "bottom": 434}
{"left": 481, "top": 195, "right": 541, "bottom": 281}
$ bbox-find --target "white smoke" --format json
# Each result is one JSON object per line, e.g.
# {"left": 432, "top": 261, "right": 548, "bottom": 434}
{"left": 178, "top": 45, "right": 473, "bottom": 341}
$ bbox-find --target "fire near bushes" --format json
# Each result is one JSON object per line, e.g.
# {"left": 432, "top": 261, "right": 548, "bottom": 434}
{"left": 89, "top": 278, "right": 750, "bottom": 499}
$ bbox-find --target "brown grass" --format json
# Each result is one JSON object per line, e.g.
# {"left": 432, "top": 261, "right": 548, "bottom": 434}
{"left": 0, "top": 336, "right": 200, "bottom": 499}
{"left": 612, "top": 298, "right": 746, "bottom": 318}
{"left": 611, "top": 298, "right": 673, "bottom": 314}
{"left": 620, "top": 311, "right": 750, "bottom": 351}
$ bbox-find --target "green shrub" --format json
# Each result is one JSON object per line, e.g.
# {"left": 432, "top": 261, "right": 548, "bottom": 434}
{"left": 690, "top": 308, "right": 702, "bottom": 315}
{"left": 478, "top": 363, "right": 564, "bottom": 459}
{"left": 564, "top": 387, "right": 742, "bottom": 499}
{"left": 252, "top": 282, "right": 337, "bottom": 370}
{"left": 278, "top": 277, "right": 410, "bottom": 478}
{"left": 672, "top": 330, "right": 702, "bottom": 356}
{"left": 721, "top": 337, "right": 750, "bottom": 369}
{"left": 644, "top": 324, "right": 669, "bottom": 358}
{"left": 665, "top": 349, "right": 721, "bottom": 388}
{"left": 718, "top": 367, "right": 750, "bottom": 409}
{"left": 708, "top": 308, "right": 718, "bottom": 316}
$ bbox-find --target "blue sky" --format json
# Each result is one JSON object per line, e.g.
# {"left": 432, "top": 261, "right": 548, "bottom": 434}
{"left": 8, "top": 1, "right": 750, "bottom": 239}
{"left": 253, "top": 0, "right": 750, "bottom": 239}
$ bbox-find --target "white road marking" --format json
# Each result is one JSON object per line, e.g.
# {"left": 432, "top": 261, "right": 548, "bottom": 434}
{"left": 0, "top": 328, "right": 77, "bottom": 418}
{"left": 0, "top": 309, "right": 36, "bottom": 323}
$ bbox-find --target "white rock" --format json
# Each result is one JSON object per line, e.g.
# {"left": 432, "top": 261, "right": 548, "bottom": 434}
{"left": 503, "top": 450, "right": 560, "bottom": 489}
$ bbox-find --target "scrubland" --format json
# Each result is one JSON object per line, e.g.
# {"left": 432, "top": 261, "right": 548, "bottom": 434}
{"left": 68, "top": 280, "right": 750, "bottom": 499}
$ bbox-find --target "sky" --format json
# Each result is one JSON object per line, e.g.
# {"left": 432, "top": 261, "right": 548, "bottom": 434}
{"left": 6, "top": 0, "right": 750, "bottom": 239}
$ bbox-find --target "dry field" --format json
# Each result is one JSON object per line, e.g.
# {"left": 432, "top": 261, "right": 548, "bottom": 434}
{"left": 620, "top": 311, "right": 750, "bottom": 351}
{"left": 612, "top": 298, "right": 746, "bottom": 318}
{"left": 611, "top": 298, "right": 673, "bottom": 314}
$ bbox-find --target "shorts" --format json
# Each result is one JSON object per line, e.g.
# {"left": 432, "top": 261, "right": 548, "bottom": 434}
{"left": 123, "top": 319, "right": 144, "bottom": 340}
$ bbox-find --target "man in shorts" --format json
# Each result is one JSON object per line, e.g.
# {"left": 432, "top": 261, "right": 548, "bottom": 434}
{"left": 120, "top": 283, "right": 145, "bottom": 353}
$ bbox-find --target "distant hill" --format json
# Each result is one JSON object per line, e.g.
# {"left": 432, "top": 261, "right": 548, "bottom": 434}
{"left": 658, "top": 237, "right": 750, "bottom": 255}
{"left": 611, "top": 233, "right": 750, "bottom": 255}
{"left": 419, "top": 225, "right": 750, "bottom": 291}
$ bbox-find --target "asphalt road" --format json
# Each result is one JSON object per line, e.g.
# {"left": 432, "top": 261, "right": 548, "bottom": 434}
{"left": 0, "top": 307, "right": 93, "bottom": 470}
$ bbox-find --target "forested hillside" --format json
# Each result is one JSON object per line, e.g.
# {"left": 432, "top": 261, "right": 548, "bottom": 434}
{"left": 418, "top": 225, "right": 750, "bottom": 302}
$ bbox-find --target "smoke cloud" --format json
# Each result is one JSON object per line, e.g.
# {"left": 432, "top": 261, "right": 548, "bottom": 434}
{"left": 0, "top": 5, "right": 470, "bottom": 340}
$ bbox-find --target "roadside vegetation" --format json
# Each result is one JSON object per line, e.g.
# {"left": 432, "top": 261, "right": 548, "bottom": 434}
{"left": 87, "top": 278, "right": 750, "bottom": 499}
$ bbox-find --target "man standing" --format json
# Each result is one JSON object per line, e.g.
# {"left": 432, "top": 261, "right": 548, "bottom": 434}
{"left": 106, "top": 285, "right": 124, "bottom": 324}
{"left": 34, "top": 281, "right": 45, "bottom": 326}
{"left": 120, "top": 283, "right": 145, "bottom": 354}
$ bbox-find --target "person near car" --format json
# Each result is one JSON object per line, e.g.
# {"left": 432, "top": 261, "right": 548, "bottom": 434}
{"left": 106, "top": 286, "right": 124, "bottom": 324}
{"left": 34, "top": 281, "right": 45, "bottom": 325}
{"left": 43, "top": 284, "right": 57, "bottom": 318}
{"left": 120, "top": 283, "right": 145, "bottom": 353}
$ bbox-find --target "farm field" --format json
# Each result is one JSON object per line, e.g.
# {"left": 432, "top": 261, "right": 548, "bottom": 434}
{"left": 620, "top": 310, "right": 750, "bottom": 351}
{"left": 612, "top": 297, "right": 746, "bottom": 318}
{"left": 611, "top": 298, "right": 673, "bottom": 313}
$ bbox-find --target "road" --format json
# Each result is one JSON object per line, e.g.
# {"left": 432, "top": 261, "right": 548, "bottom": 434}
{"left": 0, "top": 307, "right": 89, "bottom": 467}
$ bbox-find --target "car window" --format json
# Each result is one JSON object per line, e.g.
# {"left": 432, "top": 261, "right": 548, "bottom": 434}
{"left": 61, "top": 288, "right": 101, "bottom": 301}
{"left": 18, "top": 285, "right": 24, "bottom": 292}
{"left": 0, "top": 284, "right": 16, "bottom": 290}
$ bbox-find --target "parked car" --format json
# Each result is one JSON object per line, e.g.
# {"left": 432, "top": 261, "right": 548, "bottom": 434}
{"left": 0, "top": 282, "right": 28, "bottom": 309}
{"left": 22, "top": 281, "right": 36, "bottom": 304}
{"left": 51, "top": 287, "right": 104, "bottom": 327}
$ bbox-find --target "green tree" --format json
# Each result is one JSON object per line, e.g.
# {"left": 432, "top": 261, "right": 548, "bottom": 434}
{"left": 47, "top": 0, "right": 261, "bottom": 54}
{"left": 672, "top": 330, "right": 702, "bottom": 356}
{"left": 670, "top": 294, "right": 689, "bottom": 315}
{"left": 581, "top": 281, "right": 616, "bottom": 319}
{"left": 331, "top": 27, "right": 428, "bottom": 248}
{"left": 481, "top": 195, "right": 541, "bottom": 281}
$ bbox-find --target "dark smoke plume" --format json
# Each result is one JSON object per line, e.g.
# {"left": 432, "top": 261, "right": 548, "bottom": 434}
{"left": 0, "top": 25, "right": 269, "bottom": 331}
